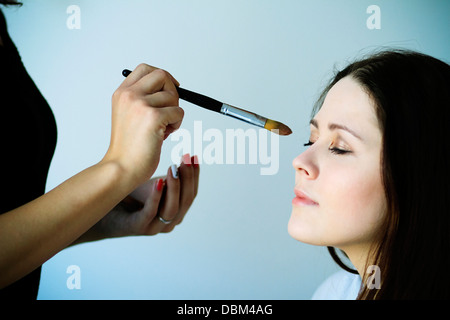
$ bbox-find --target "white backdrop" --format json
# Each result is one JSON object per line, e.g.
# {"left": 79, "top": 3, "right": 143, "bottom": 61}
{"left": 4, "top": 0, "right": 449, "bottom": 299}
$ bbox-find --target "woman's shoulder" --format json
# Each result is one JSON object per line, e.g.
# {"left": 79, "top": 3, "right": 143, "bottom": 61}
{"left": 311, "top": 270, "right": 361, "bottom": 300}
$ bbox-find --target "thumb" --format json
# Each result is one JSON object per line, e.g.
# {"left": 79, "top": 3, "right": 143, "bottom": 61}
{"left": 136, "top": 179, "right": 165, "bottom": 230}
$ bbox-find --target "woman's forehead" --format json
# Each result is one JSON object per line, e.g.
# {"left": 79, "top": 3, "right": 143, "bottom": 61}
{"left": 315, "top": 77, "right": 380, "bottom": 132}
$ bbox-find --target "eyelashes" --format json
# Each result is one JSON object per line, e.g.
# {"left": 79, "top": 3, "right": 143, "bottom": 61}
{"left": 330, "top": 147, "right": 352, "bottom": 155}
{"left": 303, "top": 141, "right": 352, "bottom": 155}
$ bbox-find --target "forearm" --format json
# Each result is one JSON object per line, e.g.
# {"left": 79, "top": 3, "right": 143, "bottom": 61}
{"left": 0, "top": 63, "right": 182, "bottom": 289}
{"left": 0, "top": 160, "right": 136, "bottom": 288}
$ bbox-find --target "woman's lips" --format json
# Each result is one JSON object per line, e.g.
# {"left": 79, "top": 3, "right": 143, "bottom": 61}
{"left": 292, "top": 189, "right": 319, "bottom": 206}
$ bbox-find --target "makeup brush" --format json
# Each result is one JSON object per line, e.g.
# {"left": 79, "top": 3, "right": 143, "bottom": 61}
{"left": 122, "top": 69, "right": 292, "bottom": 136}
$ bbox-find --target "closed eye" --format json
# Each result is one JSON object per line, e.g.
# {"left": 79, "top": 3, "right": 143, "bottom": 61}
{"left": 329, "top": 147, "right": 351, "bottom": 155}
{"left": 303, "top": 141, "right": 352, "bottom": 155}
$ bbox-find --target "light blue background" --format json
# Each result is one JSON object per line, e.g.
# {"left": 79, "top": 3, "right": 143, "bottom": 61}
{"left": 4, "top": 0, "right": 449, "bottom": 299}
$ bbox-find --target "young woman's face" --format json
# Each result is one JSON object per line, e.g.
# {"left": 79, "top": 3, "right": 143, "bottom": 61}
{"left": 289, "top": 76, "right": 386, "bottom": 252}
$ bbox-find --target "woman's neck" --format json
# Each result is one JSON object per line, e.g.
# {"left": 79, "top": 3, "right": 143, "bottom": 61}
{"left": 341, "top": 242, "right": 375, "bottom": 278}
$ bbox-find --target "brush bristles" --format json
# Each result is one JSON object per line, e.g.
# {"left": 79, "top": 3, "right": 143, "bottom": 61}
{"left": 264, "top": 119, "right": 292, "bottom": 136}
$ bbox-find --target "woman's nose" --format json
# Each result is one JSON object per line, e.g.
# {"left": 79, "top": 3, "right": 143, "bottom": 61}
{"left": 292, "top": 149, "right": 318, "bottom": 180}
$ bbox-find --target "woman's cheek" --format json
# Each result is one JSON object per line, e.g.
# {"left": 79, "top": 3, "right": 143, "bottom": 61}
{"left": 327, "top": 170, "right": 386, "bottom": 245}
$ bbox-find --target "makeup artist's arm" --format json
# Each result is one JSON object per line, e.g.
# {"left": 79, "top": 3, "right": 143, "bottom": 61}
{"left": 0, "top": 64, "right": 183, "bottom": 289}
{"left": 71, "top": 154, "right": 200, "bottom": 244}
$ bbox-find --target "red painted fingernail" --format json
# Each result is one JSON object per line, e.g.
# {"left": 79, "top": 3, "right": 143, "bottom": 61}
{"left": 182, "top": 153, "right": 192, "bottom": 166}
{"left": 193, "top": 155, "right": 199, "bottom": 168}
{"left": 156, "top": 179, "right": 164, "bottom": 191}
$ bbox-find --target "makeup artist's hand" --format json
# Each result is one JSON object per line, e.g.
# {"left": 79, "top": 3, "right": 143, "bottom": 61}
{"left": 72, "top": 155, "right": 200, "bottom": 243}
{"left": 103, "top": 63, "right": 183, "bottom": 185}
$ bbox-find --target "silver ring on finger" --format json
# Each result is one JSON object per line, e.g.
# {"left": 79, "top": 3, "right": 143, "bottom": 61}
{"left": 158, "top": 216, "right": 172, "bottom": 224}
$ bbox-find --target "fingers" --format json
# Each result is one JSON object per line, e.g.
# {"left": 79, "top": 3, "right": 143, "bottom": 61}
{"left": 156, "top": 106, "right": 184, "bottom": 132}
{"left": 145, "top": 91, "right": 179, "bottom": 108}
{"left": 143, "top": 155, "right": 200, "bottom": 235}
{"left": 120, "top": 64, "right": 157, "bottom": 88}
{"left": 123, "top": 65, "right": 184, "bottom": 137}
{"left": 143, "top": 164, "right": 180, "bottom": 235}
{"left": 108, "top": 63, "right": 182, "bottom": 184}
{"left": 135, "top": 68, "right": 178, "bottom": 98}
{"left": 157, "top": 165, "right": 181, "bottom": 223}
{"left": 129, "top": 178, "right": 160, "bottom": 204}
{"left": 164, "top": 154, "right": 199, "bottom": 231}
{"left": 121, "top": 64, "right": 179, "bottom": 104}
{"left": 118, "top": 64, "right": 180, "bottom": 110}
{"left": 178, "top": 154, "right": 200, "bottom": 216}
{"left": 192, "top": 156, "right": 200, "bottom": 198}
{"left": 121, "top": 63, "right": 180, "bottom": 89}
{"left": 134, "top": 178, "right": 165, "bottom": 233}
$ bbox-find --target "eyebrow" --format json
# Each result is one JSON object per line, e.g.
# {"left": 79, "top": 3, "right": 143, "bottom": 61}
{"left": 310, "top": 119, "right": 363, "bottom": 141}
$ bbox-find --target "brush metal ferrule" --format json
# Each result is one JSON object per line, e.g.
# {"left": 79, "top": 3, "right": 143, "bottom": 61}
{"left": 220, "top": 104, "right": 267, "bottom": 128}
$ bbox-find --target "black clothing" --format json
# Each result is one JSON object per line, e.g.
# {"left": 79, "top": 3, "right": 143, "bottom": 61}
{"left": 0, "top": 9, "right": 57, "bottom": 299}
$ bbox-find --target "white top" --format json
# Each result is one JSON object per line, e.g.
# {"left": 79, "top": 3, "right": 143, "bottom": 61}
{"left": 311, "top": 270, "right": 362, "bottom": 300}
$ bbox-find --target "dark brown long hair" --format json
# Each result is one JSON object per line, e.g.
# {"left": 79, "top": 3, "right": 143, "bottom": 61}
{"left": 313, "top": 49, "right": 450, "bottom": 299}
